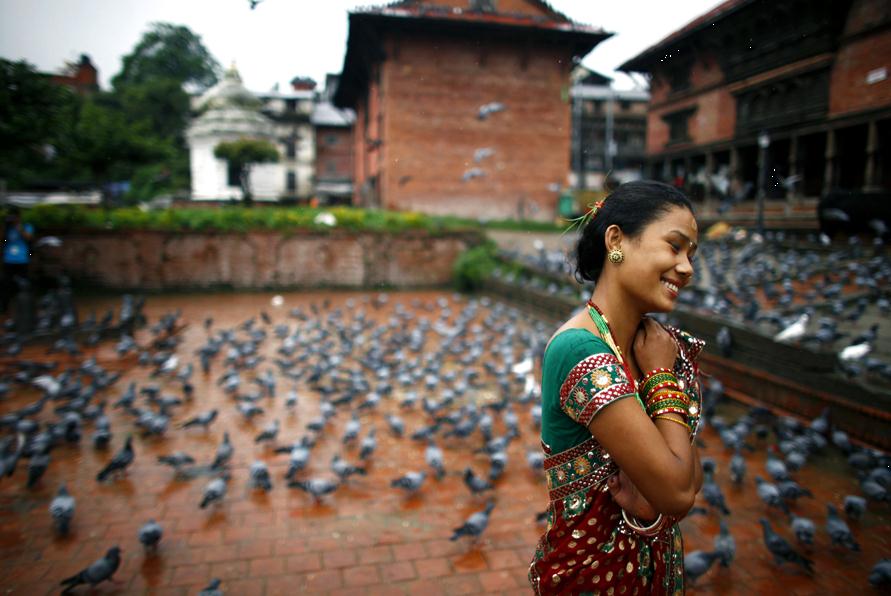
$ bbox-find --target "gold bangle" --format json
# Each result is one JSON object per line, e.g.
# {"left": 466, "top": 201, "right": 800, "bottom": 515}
{"left": 654, "top": 414, "right": 691, "bottom": 432}
{"left": 620, "top": 509, "right": 665, "bottom": 537}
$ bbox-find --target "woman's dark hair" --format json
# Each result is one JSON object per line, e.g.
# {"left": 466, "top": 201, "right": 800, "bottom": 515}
{"left": 575, "top": 180, "right": 694, "bottom": 284}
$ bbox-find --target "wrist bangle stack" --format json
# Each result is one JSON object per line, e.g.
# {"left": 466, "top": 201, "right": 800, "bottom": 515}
{"left": 654, "top": 414, "right": 692, "bottom": 433}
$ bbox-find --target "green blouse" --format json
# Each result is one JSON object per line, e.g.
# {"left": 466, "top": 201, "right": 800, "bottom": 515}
{"left": 541, "top": 328, "right": 643, "bottom": 454}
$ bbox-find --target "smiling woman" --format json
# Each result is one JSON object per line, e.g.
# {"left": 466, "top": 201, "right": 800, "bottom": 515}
{"left": 529, "top": 181, "right": 704, "bottom": 595}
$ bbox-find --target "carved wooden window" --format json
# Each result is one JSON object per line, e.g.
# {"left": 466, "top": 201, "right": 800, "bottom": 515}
{"left": 662, "top": 107, "right": 696, "bottom": 144}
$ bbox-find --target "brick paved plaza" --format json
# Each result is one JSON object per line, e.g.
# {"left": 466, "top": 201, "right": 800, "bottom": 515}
{"left": 0, "top": 291, "right": 888, "bottom": 595}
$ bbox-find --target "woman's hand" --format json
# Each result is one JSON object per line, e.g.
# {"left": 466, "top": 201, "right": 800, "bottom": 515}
{"left": 633, "top": 318, "right": 678, "bottom": 373}
{"left": 607, "top": 469, "right": 659, "bottom": 522}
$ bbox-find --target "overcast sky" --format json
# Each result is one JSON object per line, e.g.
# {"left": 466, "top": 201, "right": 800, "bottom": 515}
{"left": 0, "top": 0, "right": 720, "bottom": 92}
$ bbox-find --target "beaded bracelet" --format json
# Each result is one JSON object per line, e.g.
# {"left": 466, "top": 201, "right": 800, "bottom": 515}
{"left": 641, "top": 369, "right": 677, "bottom": 396}
{"left": 646, "top": 389, "right": 690, "bottom": 408}
{"left": 646, "top": 398, "right": 689, "bottom": 416}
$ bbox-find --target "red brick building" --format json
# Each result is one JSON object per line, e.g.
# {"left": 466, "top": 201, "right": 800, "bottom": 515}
{"left": 620, "top": 0, "right": 891, "bottom": 221}
{"left": 333, "top": 0, "right": 609, "bottom": 221}
{"left": 49, "top": 54, "right": 99, "bottom": 95}
{"left": 313, "top": 74, "right": 355, "bottom": 205}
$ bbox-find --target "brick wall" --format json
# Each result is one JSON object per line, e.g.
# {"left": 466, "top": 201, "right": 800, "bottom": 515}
{"left": 377, "top": 32, "right": 571, "bottom": 220}
{"left": 829, "top": 27, "right": 891, "bottom": 116}
{"left": 36, "top": 230, "right": 480, "bottom": 290}
{"left": 315, "top": 126, "right": 354, "bottom": 181}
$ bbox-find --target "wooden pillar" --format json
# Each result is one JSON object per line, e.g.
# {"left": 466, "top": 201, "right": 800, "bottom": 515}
{"left": 787, "top": 135, "right": 799, "bottom": 199}
{"left": 864, "top": 120, "right": 879, "bottom": 191}
{"left": 729, "top": 146, "right": 739, "bottom": 199}
{"left": 823, "top": 128, "right": 836, "bottom": 195}
{"left": 704, "top": 150, "right": 715, "bottom": 202}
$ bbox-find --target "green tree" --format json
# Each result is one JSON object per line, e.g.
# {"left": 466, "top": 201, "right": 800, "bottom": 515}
{"left": 0, "top": 59, "right": 79, "bottom": 188}
{"left": 112, "top": 23, "right": 221, "bottom": 92}
{"left": 214, "top": 138, "right": 279, "bottom": 206}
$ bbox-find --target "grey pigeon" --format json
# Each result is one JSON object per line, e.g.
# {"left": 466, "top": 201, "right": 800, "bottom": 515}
{"left": 702, "top": 469, "right": 730, "bottom": 515}
{"left": 755, "top": 476, "right": 789, "bottom": 514}
{"left": 285, "top": 445, "right": 310, "bottom": 480}
{"left": 759, "top": 518, "right": 813, "bottom": 573}
{"left": 789, "top": 513, "right": 815, "bottom": 545}
{"left": 463, "top": 467, "right": 493, "bottom": 494}
{"left": 49, "top": 484, "right": 75, "bottom": 535}
{"left": 210, "top": 432, "right": 233, "bottom": 470}
{"left": 425, "top": 440, "right": 445, "bottom": 480}
{"left": 96, "top": 435, "right": 133, "bottom": 482}
{"left": 870, "top": 559, "right": 891, "bottom": 587}
{"left": 254, "top": 419, "right": 279, "bottom": 444}
{"left": 180, "top": 409, "right": 217, "bottom": 430}
{"left": 331, "top": 455, "right": 366, "bottom": 480}
{"left": 59, "top": 546, "right": 121, "bottom": 593}
{"left": 729, "top": 447, "right": 746, "bottom": 485}
{"left": 200, "top": 474, "right": 229, "bottom": 509}
{"left": 249, "top": 461, "right": 272, "bottom": 492}
{"left": 684, "top": 550, "right": 720, "bottom": 584}
{"left": 199, "top": 577, "right": 224, "bottom": 596}
{"left": 26, "top": 450, "right": 50, "bottom": 489}
{"left": 450, "top": 500, "right": 495, "bottom": 541}
{"left": 713, "top": 519, "right": 735, "bottom": 567}
{"left": 826, "top": 504, "right": 860, "bottom": 551}
{"left": 289, "top": 477, "right": 339, "bottom": 501}
{"left": 391, "top": 471, "right": 427, "bottom": 494}
{"left": 359, "top": 428, "right": 377, "bottom": 460}
{"left": 843, "top": 494, "right": 867, "bottom": 520}
{"left": 138, "top": 519, "right": 163, "bottom": 551}
{"left": 157, "top": 451, "right": 196, "bottom": 470}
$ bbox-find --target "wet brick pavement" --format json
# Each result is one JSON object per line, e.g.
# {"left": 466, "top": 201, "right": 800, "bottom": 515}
{"left": 0, "top": 290, "right": 888, "bottom": 595}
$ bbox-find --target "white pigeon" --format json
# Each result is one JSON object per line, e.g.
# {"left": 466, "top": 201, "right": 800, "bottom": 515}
{"left": 512, "top": 357, "right": 533, "bottom": 375}
{"left": 774, "top": 313, "right": 809, "bottom": 343}
{"left": 839, "top": 342, "right": 871, "bottom": 362}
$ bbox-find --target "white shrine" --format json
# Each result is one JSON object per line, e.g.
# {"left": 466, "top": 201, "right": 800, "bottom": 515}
{"left": 186, "top": 65, "right": 316, "bottom": 202}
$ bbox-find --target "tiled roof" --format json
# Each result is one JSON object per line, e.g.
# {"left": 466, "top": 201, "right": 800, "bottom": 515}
{"left": 619, "top": 0, "right": 754, "bottom": 72}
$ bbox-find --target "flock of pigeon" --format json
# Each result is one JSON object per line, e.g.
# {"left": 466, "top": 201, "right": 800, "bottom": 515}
{"left": 1, "top": 292, "right": 551, "bottom": 593}
{"left": 500, "top": 231, "right": 891, "bottom": 386}
{"left": 1, "top": 276, "right": 889, "bottom": 593}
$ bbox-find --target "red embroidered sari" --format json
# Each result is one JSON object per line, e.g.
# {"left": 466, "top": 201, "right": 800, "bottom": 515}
{"left": 528, "top": 327, "right": 703, "bottom": 595}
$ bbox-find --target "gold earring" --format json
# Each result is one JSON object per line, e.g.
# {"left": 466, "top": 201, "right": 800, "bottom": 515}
{"left": 608, "top": 247, "right": 625, "bottom": 264}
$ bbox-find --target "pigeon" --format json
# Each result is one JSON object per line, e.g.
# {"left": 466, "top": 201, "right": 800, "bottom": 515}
{"left": 450, "top": 500, "right": 496, "bottom": 541}
{"left": 138, "top": 519, "right": 163, "bottom": 552}
{"left": 26, "top": 450, "right": 50, "bottom": 489}
{"left": 199, "top": 578, "right": 224, "bottom": 596}
{"left": 249, "top": 461, "right": 273, "bottom": 492}
{"left": 289, "top": 477, "right": 339, "bottom": 501}
{"left": 331, "top": 455, "right": 366, "bottom": 480}
{"left": 684, "top": 550, "right": 720, "bottom": 584}
{"left": 59, "top": 546, "right": 121, "bottom": 593}
{"left": 49, "top": 484, "right": 75, "bottom": 535}
{"left": 755, "top": 476, "right": 789, "bottom": 514}
{"left": 777, "top": 479, "right": 813, "bottom": 502}
{"left": 789, "top": 513, "right": 815, "bottom": 545}
{"left": 180, "top": 410, "right": 217, "bottom": 430}
{"left": 826, "top": 504, "right": 860, "bottom": 551}
{"left": 759, "top": 518, "right": 813, "bottom": 573}
{"left": 285, "top": 444, "right": 310, "bottom": 480}
{"left": 702, "top": 470, "right": 730, "bottom": 515}
{"left": 713, "top": 519, "right": 735, "bottom": 567}
{"left": 843, "top": 494, "right": 867, "bottom": 520}
{"left": 766, "top": 450, "right": 791, "bottom": 482}
{"left": 463, "top": 467, "right": 493, "bottom": 494}
{"left": 157, "top": 451, "right": 196, "bottom": 470}
{"left": 390, "top": 471, "right": 427, "bottom": 494}
{"left": 425, "top": 440, "right": 446, "bottom": 480}
{"left": 342, "top": 414, "right": 361, "bottom": 444}
{"left": 385, "top": 414, "right": 404, "bottom": 437}
{"left": 774, "top": 313, "right": 809, "bottom": 343}
{"left": 254, "top": 419, "right": 279, "bottom": 444}
{"left": 870, "top": 559, "right": 891, "bottom": 587}
{"left": 359, "top": 428, "right": 377, "bottom": 460}
{"left": 211, "top": 432, "right": 233, "bottom": 470}
{"left": 729, "top": 447, "right": 746, "bottom": 485}
{"left": 96, "top": 435, "right": 134, "bottom": 482}
{"left": 200, "top": 474, "right": 229, "bottom": 509}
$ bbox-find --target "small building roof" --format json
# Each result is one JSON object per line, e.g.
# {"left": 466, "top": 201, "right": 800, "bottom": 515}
{"left": 334, "top": 0, "right": 612, "bottom": 108}
{"left": 311, "top": 101, "right": 356, "bottom": 127}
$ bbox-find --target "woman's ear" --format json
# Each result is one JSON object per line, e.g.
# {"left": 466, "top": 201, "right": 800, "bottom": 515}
{"left": 604, "top": 224, "right": 623, "bottom": 252}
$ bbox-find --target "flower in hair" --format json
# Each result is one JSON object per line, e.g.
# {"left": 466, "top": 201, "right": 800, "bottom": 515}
{"left": 563, "top": 199, "right": 605, "bottom": 235}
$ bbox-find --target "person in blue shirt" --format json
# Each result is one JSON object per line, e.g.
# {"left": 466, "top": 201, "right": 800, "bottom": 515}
{"left": 1, "top": 206, "right": 34, "bottom": 313}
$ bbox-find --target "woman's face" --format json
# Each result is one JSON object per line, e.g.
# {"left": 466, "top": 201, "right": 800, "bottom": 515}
{"left": 620, "top": 205, "right": 698, "bottom": 313}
